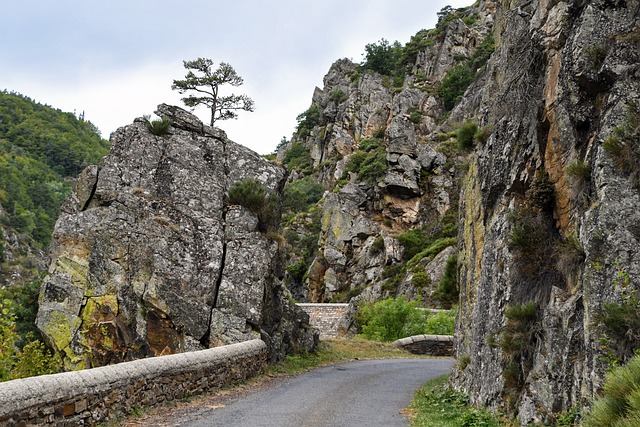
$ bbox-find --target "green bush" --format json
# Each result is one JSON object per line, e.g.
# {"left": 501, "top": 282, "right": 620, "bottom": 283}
{"left": 409, "top": 375, "right": 504, "bottom": 427}
{"left": 227, "top": 178, "right": 278, "bottom": 232}
{"left": 424, "top": 309, "right": 456, "bottom": 335}
{"left": 283, "top": 142, "right": 313, "bottom": 173}
{"left": 583, "top": 354, "right": 640, "bottom": 427}
{"left": 144, "top": 115, "right": 171, "bottom": 136}
{"left": 407, "top": 237, "right": 458, "bottom": 268}
{"left": 0, "top": 296, "right": 60, "bottom": 381}
{"left": 361, "top": 38, "right": 404, "bottom": 78}
{"left": 329, "top": 90, "right": 349, "bottom": 104}
{"left": 343, "top": 145, "right": 387, "bottom": 186}
{"left": 296, "top": 104, "right": 322, "bottom": 138}
{"left": 457, "top": 121, "right": 478, "bottom": 151}
{"left": 437, "top": 63, "right": 474, "bottom": 111}
{"left": 370, "top": 236, "right": 385, "bottom": 256}
{"left": 602, "top": 102, "right": 640, "bottom": 186}
{"left": 595, "top": 270, "right": 640, "bottom": 364}
{"left": 566, "top": 160, "right": 591, "bottom": 207}
{"left": 409, "top": 108, "right": 423, "bottom": 124}
{"left": 433, "top": 255, "right": 459, "bottom": 308}
{"left": 358, "top": 297, "right": 428, "bottom": 342}
{"left": 283, "top": 176, "right": 323, "bottom": 214}
{"left": 398, "top": 228, "right": 432, "bottom": 262}
{"left": 412, "top": 271, "right": 431, "bottom": 289}
{"left": 436, "top": 31, "right": 494, "bottom": 112}
{"left": 497, "top": 302, "right": 539, "bottom": 406}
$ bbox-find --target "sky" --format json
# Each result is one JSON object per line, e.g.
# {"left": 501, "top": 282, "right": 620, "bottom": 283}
{"left": 2, "top": 0, "right": 474, "bottom": 154}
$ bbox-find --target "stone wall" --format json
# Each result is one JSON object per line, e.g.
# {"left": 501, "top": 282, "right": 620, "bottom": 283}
{"left": 392, "top": 335, "right": 454, "bottom": 356}
{"left": 0, "top": 340, "right": 266, "bottom": 426}
{"left": 297, "top": 303, "right": 348, "bottom": 338}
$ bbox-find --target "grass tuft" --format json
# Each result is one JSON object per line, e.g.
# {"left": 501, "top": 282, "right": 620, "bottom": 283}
{"left": 407, "top": 375, "right": 505, "bottom": 426}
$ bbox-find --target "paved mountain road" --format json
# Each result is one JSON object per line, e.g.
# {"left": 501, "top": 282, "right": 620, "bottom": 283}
{"left": 163, "top": 358, "right": 454, "bottom": 427}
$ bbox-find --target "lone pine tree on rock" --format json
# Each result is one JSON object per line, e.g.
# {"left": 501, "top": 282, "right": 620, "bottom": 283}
{"left": 171, "top": 58, "right": 255, "bottom": 126}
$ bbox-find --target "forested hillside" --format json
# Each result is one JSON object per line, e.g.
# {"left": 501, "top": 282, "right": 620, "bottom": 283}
{"left": 0, "top": 91, "right": 109, "bottom": 380}
{"left": 0, "top": 91, "right": 109, "bottom": 286}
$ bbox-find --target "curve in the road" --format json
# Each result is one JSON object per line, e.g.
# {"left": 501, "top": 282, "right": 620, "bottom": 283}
{"left": 178, "top": 357, "right": 454, "bottom": 427}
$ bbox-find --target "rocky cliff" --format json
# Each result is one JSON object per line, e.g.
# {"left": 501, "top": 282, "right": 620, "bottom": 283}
{"left": 277, "top": 0, "right": 640, "bottom": 422}
{"left": 278, "top": 3, "right": 495, "bottom": 315}
{"left": 35, "top": 104, "right": 317, "bottom": 369}
{"left": 453, "top": 0, "right": 640, "bottom": 423}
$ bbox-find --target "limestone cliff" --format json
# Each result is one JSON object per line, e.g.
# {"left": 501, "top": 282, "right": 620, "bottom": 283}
{"left": 36, "top": 104, "right": 317, "bottom": 369}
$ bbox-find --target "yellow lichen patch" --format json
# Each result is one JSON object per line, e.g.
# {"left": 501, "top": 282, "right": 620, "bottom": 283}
{"left": 42, "top": 311, "right": 86, "bottom": 370}
{"left": 54, "top": 254, "right": 89, "bottom": 289}
{"left": 80, "top": 294, "right": 121, "bottom": 365}
{"left": 460, "top": 160, "right": 485, "bottom": 307}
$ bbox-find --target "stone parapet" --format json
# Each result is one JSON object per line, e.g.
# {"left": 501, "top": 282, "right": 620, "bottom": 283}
{"left": 392, "top": 335, "right": 454, "bottom": 356}
{"left": 297, "top": 303, "right": 348, "bottom": 338}
{"left": 0, "top": 339, "right": 267, "bottom": 426}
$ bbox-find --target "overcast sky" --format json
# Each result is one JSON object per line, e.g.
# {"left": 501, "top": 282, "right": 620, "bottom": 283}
{"left": 2, "top": 0, "right": 473, "bottom": 154}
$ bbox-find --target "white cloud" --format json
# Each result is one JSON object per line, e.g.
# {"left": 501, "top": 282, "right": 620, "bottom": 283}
{"left": 1, "top": 0, "right": 475, "bottom": 154}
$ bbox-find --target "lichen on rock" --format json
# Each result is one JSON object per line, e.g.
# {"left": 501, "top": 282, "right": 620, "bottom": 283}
{"left": 36, "top": 104, "right": 317, "bottom": 369}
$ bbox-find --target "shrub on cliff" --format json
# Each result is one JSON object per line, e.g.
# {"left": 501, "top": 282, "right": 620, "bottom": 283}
{"left": 227, "top": 178, "right": 278, "bottom": 232}
{"left": 283, "top": 176, "right": 323, "bottom": 214}
{"left": 583, "top": 354, "right": 640, "bottom": 427}
{"left": 143, "top": 115, "right": 171, "bottom": 136}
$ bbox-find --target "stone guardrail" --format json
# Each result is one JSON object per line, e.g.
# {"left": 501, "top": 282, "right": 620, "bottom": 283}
{"left": 392, "top": 335, "right": 454, "bottom": 356}
{"left": 0, "top": 339, "right": 267, "bottom": 426}
{"left": 297, "top": 303, "right": 348, "bottom": 339}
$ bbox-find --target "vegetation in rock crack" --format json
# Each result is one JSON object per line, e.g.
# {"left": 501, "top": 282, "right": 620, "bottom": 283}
{"left": 582, "top": 353, "right": 640, "bottom": 427}
{"left": 457, "top": 121, "right": 479, "bottom": 151}
{"left": 282, "top": 141, "right": 313, "bottom": 174}
{"left": 295, "top": 104, "right": 322, "bottom": 139}
{"left": 341, "top": 139, "right": 387, "bottom": 186}
{"left": 594, "top": 269, "right": 640, "bottom": 366}
{"left": 143, "top": 115, "right": 171, "bottom": 136}
{"left": 437, "top": 31, "right": 495, "bottom": 111}
{"left": 566, "top": 160, "right": 592, "bottom": 208}
{"left": 603, "top": 101, "right": 640, "bottom": 187}
{"left": 227, "top": 178, "right": 278, "bottom": 232}
{"left": 433, "top": 254, "right": 459, "bottom": 309}
{"left": 283, "top": 176, "right": 323, "bottom": 214}
{"left": 487, "top": 302, "right": 539, "bottom": 412}
{"left": 357, "top": 297, "right": 455, "bottom": 342}
{"left": 171, "top": 58, "right": 255, "bottom": 126}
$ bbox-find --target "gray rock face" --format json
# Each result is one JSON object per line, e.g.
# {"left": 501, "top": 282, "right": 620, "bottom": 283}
{"left": 36, "top": 105, "right": 317, "bottom": 369}
{"left": 277, "top": 3, "right": 495, "bottom": 304}
{"left": 453, "top": 0, "right": 640, "bottom": 423}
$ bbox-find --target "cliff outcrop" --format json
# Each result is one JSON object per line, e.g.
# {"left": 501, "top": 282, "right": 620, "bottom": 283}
{"left": 279, "top": 2, "right": 495, "bottom": 313}
{"left": 35, "top": 104, "right": 317, "bottom": 369}
{"left": 452, "top": 0, "right": 640, "bottom": 423}
{"left": 278, "top": 0, "right": 640, "bottom": 422}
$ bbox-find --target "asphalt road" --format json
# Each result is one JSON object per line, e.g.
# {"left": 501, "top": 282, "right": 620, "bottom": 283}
{"left": 175, "top": 358, "right": 454, "bottom": 427}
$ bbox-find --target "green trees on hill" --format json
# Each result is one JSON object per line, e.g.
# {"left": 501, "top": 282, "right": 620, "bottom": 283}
{"left": 0, "top": 91, "right": 109, "bottom": 248}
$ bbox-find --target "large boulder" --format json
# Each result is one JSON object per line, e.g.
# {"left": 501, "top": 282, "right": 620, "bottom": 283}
{"left": 36, "top": 104, "right": 317, "bottom": 369}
